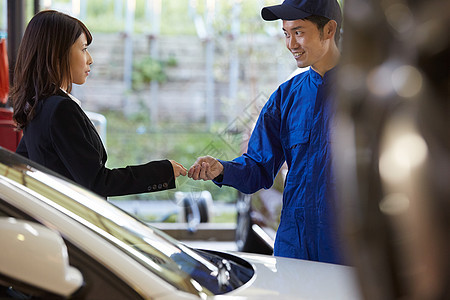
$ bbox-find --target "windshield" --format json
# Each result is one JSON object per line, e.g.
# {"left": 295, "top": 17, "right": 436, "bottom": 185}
{"left": 0, "top": 148, "right": 254, "bottom": 296}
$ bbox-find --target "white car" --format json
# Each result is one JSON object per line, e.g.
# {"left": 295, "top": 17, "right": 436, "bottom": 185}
{"left": 0, "top": 147, "right": 361, "bottom": 299}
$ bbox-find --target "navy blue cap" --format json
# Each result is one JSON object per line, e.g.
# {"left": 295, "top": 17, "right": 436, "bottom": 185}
{"left": 261, "top": 0, "right": 342, "bottom": 27}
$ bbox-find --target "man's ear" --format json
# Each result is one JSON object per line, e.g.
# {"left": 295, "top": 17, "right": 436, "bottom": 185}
{"left": 324, "top": 20, "right": 337, "bottom": 40}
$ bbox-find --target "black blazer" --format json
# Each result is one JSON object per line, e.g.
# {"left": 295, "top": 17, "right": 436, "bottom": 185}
{"left": 16, "top": 92, "right": 175, "bottom": 197}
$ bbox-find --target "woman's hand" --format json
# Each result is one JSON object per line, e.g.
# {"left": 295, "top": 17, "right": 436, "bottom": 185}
{"left": 170, "top": 160, "right": 187, "bottom": 178}
{"left": 188, "top": 155, "right": 223, "bottom": 181}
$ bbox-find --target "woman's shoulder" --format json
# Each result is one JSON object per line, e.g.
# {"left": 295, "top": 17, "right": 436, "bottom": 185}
{"left": 43, "top": 92, "right": 71, "bottom": 105}
{"left": 38, "top": 93, "right": 81, "bottom": 120}
{"left": 42, "top": 93, "right": 79, "bottom": 111}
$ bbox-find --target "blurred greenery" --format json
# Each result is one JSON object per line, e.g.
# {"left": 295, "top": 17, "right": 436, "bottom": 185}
{"left": 0, "top": 0, "right": 283, "bottom": 206}
{"left": 211, "top": 211, "right": 236, "bottom": 223}
{"left": 102, "top": 110, "right": 242, "bottom": 203}
{"left": 0, "top": 0, "right": 281, "bottom": 35}
{"left": 82, "top": 0, "right": 278, "bottom": 35}
{"left": 132, "top": 55, "right": 177, "bottom": 89}
{"left": 135, "top": 211, "right": 236, "bottom": 223}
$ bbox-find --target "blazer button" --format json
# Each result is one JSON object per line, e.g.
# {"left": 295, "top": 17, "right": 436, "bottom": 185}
{"left": 163, "top": 183, "right": 168, "bottom": 188}
{"left": 158, "top": 184, "right": 162, "bottom": 189}
{"left": 147, "top": 186, "right": 152, "bottom": 191}
{"left": 152, "top": 184, "right": 157, "bottom": 190}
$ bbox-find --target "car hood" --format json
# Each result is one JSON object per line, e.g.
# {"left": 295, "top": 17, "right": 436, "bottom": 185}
{"left": 223, "top": 252, "right": 362, "bottom": 300}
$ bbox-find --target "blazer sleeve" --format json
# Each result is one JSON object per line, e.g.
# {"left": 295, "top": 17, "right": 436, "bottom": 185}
{"left": 50, "top": 99, "right": 175, "bottom": 197}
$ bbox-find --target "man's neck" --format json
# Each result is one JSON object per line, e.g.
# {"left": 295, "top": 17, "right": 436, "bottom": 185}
{"left": 311, "top": 44, "right": 341, "bottom": 77}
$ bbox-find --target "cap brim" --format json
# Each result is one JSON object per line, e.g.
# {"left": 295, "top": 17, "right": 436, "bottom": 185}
{"left": 261, "top": 4, "right": 311, "bottom": 21}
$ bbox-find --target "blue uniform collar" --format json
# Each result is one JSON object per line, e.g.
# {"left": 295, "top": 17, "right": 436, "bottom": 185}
{"left": 309, "top": 66, "right": 339, "bottom": 85}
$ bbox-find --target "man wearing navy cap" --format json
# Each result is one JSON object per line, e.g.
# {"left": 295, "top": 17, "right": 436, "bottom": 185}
{"left": 189, "top": 0, "right": 343, "bottom": 264}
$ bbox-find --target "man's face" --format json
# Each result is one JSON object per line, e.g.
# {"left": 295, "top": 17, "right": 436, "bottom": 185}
{"left": 283, "top": 19, "right": 330, "bottom": 71}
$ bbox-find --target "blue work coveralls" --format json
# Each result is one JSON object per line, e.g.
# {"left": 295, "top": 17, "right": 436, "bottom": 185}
{"left": 216, "top": 67, "right": 342, "bottom": 264}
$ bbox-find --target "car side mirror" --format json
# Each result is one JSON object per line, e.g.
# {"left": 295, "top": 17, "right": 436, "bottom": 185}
{"left": 0, "top": 217, "right": 84, "bottom": 297}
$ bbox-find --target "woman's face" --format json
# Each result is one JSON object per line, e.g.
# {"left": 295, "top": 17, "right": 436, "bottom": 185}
{"left": 69, "top": 33, "right": 93, "bottom": 86}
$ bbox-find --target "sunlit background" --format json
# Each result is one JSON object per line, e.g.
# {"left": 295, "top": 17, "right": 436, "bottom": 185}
{"left": 1, "top": 1, "right": 448, "bottom": 297}
{"left": 0, "top": 0, "right": 299, "bottom": 211}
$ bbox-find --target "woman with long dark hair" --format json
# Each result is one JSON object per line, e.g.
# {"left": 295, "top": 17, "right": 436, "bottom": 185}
{"left": 10, "top": 10, "right": 186, "bottom": 197}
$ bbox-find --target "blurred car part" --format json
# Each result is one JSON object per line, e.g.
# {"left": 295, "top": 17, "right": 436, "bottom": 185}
{"left": 235, "top": 168, "right": 285, "bottom": 255}
{"left": 0, "top": 218, "right": 83, "bottom": 297}
{"left": 0, "top": 108, "right": 21, "bottom": 152}
{"left": 335, "top": 0, "right": 450, "bottom": 299}
{"left": 176, "top": 190, "right": 213, "bottom": 232}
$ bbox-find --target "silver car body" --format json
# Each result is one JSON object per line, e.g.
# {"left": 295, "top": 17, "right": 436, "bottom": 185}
{"left": 0, "top": 148, "right": 361, "bottom": 299}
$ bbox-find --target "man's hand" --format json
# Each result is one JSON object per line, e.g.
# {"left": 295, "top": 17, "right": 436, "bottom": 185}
{"left": 170, "top": 160, "right": 187, "bottom": 177}
{"left": 188, "top": 155, "right": 223, "bottom": 181}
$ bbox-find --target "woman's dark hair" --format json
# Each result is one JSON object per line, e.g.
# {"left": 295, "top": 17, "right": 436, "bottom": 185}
{"left": 10, "top": 10, "right": 92, "bottom": 130}
{"left": 305, "top": 15, "right": 341, "bottom": 45}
